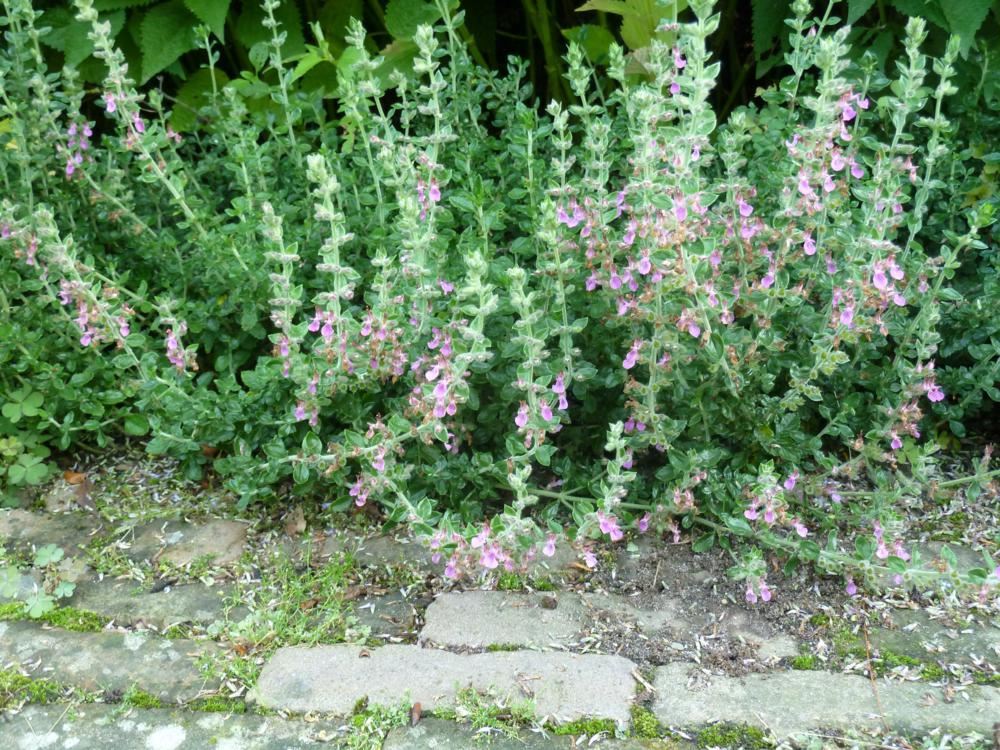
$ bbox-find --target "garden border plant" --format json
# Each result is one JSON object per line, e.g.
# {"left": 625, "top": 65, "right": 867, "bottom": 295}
{"left": 1, "top": 0, "right": 998, "bottom": 603}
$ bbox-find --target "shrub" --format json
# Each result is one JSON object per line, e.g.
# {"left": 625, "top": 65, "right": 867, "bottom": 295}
{"left": 1, "top": 0, "right": 997, "bottom": 595}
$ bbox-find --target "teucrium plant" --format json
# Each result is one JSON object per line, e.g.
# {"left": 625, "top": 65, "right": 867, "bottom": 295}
{"left": 0, "top": 0, "right": 996, "bottom": 599}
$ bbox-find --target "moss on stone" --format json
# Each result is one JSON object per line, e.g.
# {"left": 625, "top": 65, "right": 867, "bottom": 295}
{"left": 696, "top": 723, "right": 768, "bottom": 750}
{"left": 188, "top": 695, "right": 248, "bottom": 713}
{"left": 790, "top": 654, "right": 818, "bottom": 670}
{"left": 485, "top": 643, "right": 521, "bottom": 652}
{"left": 630, "top": 704, "right": 662, "bottom": 738}
{"left": 121, "top": 686, "right": 163, "bottom": 709}
{"left": 551, "top": 717, "right": 617, "bottom": 736}
{"left": 0, "top": 668, "right": 67, "bottom": 709}
{"left": 0, "top": 602, "right": 109, "bottom": 632}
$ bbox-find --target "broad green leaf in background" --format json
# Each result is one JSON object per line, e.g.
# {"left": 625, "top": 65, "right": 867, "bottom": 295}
{"left": 170, "top": 68, "right": 230, "bottom": 131}
{"left": 94, "top": 0, "right": 158, "bottom": 9}
{"left": 139, "top": 0, "right": 199, "bottom": 83}
{"left": 941, "top": 0, "right": 993, "bottom": 54}
{"left": 384, "top": 0, "right": 441, "bottom": 40}
{"left": 562, "top": 24, "right": 616, "bottom": 63}
{"left": 41, "top": 8, "right": 126, "bottom": 67}
{"left": 318, "top": 0, "right": 363, "bottom": 52}
{"left": 751, "top": 0, "right": 790, "bottom": 57}
{"left": 847, "top": 0, "right": 876, "bottom": 24}
{"left": 182, "top": 0, "right": 231, "bottom": 40}
{"left": 889, "top": 0, "right": 949, "bottom": 32}
{"left": 235, "top": 0, "right": 306, "bottom": 60}
{"left": 576, "top": 0, "right": 687, "bottom": 50}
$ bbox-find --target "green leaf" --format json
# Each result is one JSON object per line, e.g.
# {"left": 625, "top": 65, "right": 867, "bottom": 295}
{"left": 183, "top": 0, "right": 230, "bottom": 40}
{"left": 577, "top": 0, "right": 687, "bottom": 50}
{"left": 724, "top": 515, "right": 753, "bottom": 536}
{"left": 939, "top": 545, "right": 959, "bottom": 569}
{"left": 751, "top": 0, "right": 790, "bottom": 57}
{"left": 0, "top": 567, "right": 20, "bottom": 598}
{"left": 847, "top": 0, "right": 876, "bottom": 24}
{"left": 855, "top": 536, "right": 874, "bottom": 560}
{"left": 94, "top": 0, "right": 158, "bottom": 9}
{"left": 890, "top": 0, "right": 949, "bottom": 31}
{"left": 798, "top": 540, "right": 821, "bottom": 561}
{"left": 941, "top": 0, "right": 992, "bottom": 52}
{"left": 1, "top": 402, "right": 21, "bottom": 422}
{"left": 123, "top": 413, "right": 150, "bottom": 436}
{"left": 170, "top": 67, "right": 229, "bottom": 131}
{"left": 318, "top": 0, "right": 363, "bottom": 52}
{"left": 302, "top": 431, "right": 323, "bottom": 455}
{"left": 41, "top": 8, "right": 126, "bottom": 67}
{"left": 54, "top": 580, "right": 76, "bottom": 599}
{"left": 886, "top": 555, "right": 907, "bottom": 574}
{"left": 25, "top": 591, "right": 56, "bottom": 619}
{"left": 292, "top": 460, "right": 310, "bottom": 484}
{"left": 23, "top": 462, "right": 49, "bottom": 485}
{"left": 235, "top": 0, "right": 306, "bottom": 59}
{"left": 138, "top": 0, "right": 199, "bottom": 84}
{"left": 34, "top": 544, "right": 64, "bottom": 567}
{"left": 562, "top": 24, "right": 616, "bottom": 64}
{"left": 384, "top": 0, "right": 441, "bottom": 40}
{"left": 692, "top": 532, "right": 715, "bottom": 552}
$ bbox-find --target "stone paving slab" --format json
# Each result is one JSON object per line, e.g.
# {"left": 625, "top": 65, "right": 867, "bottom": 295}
{"left": 355, "top": 591, "right": 421, "bottom": 641}
{"left": 69, "top": 579, "right": 235, "bottom": 629}
{"left": 420, "top": 591, "right": 797, "bottom": 660}
{"left": 0, "top": 509, "right": 103, "bottom": 556}
{"left": 127, "top": 519, "right": 249, "bottom": 566}
{"left": 250, "top": 644, "right": 637, "bottom": 723}
{"left": 871, "top": 608, "right": 999, "bottom": 669}
{"left": 0, "top": 620, "right": 220, "bottom": 702}
{"left": 0, "top": 704, "right": 345, "bottom": 749}
{"left": 652, "top": 662, "right": 1000, "bottom": 736}
{"left": 384, "top": 718, "right": 682, "bottom": 749}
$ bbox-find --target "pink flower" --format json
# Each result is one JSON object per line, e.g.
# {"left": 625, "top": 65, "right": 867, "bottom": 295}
{"left": 582, "top": 549, "right": 597, "bottom": 569}
{"left": 637, "top": 513, "right": 650, "bottom": 533}
{"left": 783, "top": 471, "right": 798, "bottom": 491}
{"left": 438, "top": 278, "right": 454, "bottom": 294}
{"left": 444, "top": 556, "right": 459, "bottom": 579}
{"left": 745, "top": 584, "right": 758, "bottom": 604}
{"left": 294, "top": 402, "right": 307, "bottom": 421}
{"left": 103, "top": 92, "right": 117, "bottom": 113}
{"left": 471, "top": 525, "right": 490, "bottom": 549}
{"left": 623, "top": 341, "right": 641, "bottom": 370}
{"left": 737, "top": 198, "right": 753, "bottom": 217}
{"left": 803, "top": 232, "right": 816, "bottom": 256}
{"left": 539, "top": 400, "right": 553, "bottom": 422}
{"left": 515, "top": 402, "right": 529, "bottom": 429}
{"left": 845, "top": 577, "right": 858, "bottom": 596}
{"left": 429, "top": 179, "right": 441, "bottom": 203}
{"left": 926, "top": 384, "right": 945, "bottom": 402}
{"left": 480, "top": 544, "right": 500, "bottom": 569}
{"left": 793, "top": 520, "right": 808, "bottom": 538}
{"left": 759, "top": 582, "right": 772, "bottom": 602}
{"left": 542, "top": 535, "right": 556, "bottom": 557}
{"left": 597, "top": 511, "right": 623, "bottom": 541}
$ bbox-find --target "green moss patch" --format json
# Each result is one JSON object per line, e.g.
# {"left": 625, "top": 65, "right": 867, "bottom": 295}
{"left": 187, "top": 695, "right": 248, "bottom": 713}
{"left": 696, "top": 723, "right": 768, "bottom": 750}
{"left": 0, "top": 602, "right": 109, "bottom": 632}
{"left": 790, "top": 654, "right": 818, "bottom": 670}
{"left": 0, "top": 668, "right": 68, "bottom": 709}
{"left": 121, "top": 686, "right": 163, "bottom": 709}
{"left": 630, "top": 704, "right": 662, "bottom": 738}
{"left": 550, "top": 717, "right": 617, "bottom": 736}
